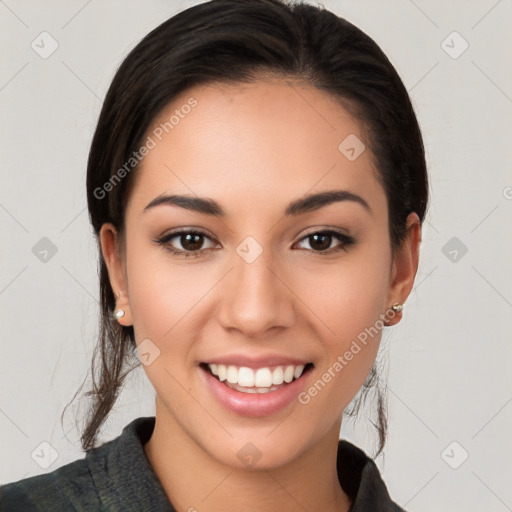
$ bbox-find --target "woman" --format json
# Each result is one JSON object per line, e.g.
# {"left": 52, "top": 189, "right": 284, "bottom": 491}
{"left": 0, "top": 0, "right": 428, "bottom": 510}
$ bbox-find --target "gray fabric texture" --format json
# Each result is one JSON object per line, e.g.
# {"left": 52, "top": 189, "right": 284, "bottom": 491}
{"left": 0, "top": 416, "right": 406, "bottom": 511}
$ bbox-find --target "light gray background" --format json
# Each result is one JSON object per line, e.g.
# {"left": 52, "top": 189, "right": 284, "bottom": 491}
{"left": 1, "top": 1, "right": 511, "bottom": 510}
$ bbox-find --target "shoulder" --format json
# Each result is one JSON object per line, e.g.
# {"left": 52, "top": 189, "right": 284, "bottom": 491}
{"left": 0, "top": 420, "right": 128, "bottom": 511}
{"left": 0, "top": 455, "right": 100, "bottom": 511}
{"left": 337, "top": 440, "right": 407, "bottom": 512}
{"left": 0, "top": 416, "right": 172, "bottom": 512}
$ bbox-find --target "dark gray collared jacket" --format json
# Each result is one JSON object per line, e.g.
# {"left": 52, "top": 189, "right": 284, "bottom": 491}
{"left": 0, "top": 416, "right": 406, "bottom": 511}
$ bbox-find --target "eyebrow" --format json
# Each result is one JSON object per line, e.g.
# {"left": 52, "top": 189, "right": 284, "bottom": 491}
{"left": 143, "top": 190, "right": 372, "bottom": 217}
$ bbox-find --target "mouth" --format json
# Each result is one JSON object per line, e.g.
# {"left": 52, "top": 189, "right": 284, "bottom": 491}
{"left": 200, "top": 362, "right": 314, "bottom": 394}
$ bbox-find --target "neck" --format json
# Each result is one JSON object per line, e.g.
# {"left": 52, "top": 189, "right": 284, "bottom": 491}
{"left": 143, "top": 400, "right": 351, "bottom": 512}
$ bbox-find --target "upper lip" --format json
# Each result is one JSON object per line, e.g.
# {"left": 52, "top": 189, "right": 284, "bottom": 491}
{"left": 203, "top": 354, "right": 312, "bottom": 369}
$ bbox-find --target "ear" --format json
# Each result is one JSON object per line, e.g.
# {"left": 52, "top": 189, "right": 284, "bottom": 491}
{"left": 99, "top": 222, "right": 133, "bottom": 326}
{"left": 384, "top": 212, "right": 422, "bottom": 327}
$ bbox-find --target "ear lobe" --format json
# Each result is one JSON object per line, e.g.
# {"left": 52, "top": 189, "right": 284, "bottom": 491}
{"left": 99, "top": 223, "right": 133, "bottom": 326}
{"left": 384, "top": 212, "right": 422, "bottom": 327}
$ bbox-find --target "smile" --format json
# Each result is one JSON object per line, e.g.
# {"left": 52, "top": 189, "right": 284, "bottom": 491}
{"left": 206, "top": 363, "right": 308, "bottom": 392}
{"left": 200, "top": 361, "right": 314, "bottom": 416}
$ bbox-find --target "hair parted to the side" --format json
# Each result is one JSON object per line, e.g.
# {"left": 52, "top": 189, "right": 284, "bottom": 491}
{"left": 61, "top": 0, "right": 429, "bottom": 455}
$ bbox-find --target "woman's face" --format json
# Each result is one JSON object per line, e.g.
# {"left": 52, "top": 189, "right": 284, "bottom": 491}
{"left": 101, "top": 78, "right": 419, "bottom": 469}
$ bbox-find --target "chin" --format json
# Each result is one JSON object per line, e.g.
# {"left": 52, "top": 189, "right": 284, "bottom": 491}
{"left": 197, "top": 422, "right": 322, "bottom": 472}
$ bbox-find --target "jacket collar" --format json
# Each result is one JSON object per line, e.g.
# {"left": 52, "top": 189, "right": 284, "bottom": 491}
{"left": 86, "top": 416, "right": 404, "bottom": 511}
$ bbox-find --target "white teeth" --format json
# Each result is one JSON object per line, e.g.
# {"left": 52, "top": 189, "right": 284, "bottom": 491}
{"left": 226, "top": 382, "right": 281, "bottom": 394}
{"left": 226, "top": 365, "right": 238, "bottom": 384}
{"left": 283, "top": 365, "right": 294, "bottom": 383}
{"left": 255, "top": 368, "right": 273, "bottom": 387}
{"left": 206, "top": 363, "right": 308, "bottom": 389}
{"left": 272, "top": 367, "right": 284, "bottom": 385}
{"left": 217, "top": 365, "right": 226, "bottom": 382}
{"left": 238, "top": 367, "right": 255, "bottom": 387}
{"left": 294, "top": 365, "right": 305, "bottom": 379}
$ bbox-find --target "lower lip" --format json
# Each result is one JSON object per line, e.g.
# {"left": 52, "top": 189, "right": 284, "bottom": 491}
{"left": 201, "top": 366, "right": 311, "bottom": 417}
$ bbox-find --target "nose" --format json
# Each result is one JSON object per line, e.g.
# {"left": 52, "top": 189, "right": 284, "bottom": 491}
{"left": 217, "top": 245, "right": 295, "bottom": 339}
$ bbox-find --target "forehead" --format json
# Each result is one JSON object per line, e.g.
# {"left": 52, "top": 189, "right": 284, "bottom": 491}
{"left": 126, "top": 79, "right": 385, "bottom": 218}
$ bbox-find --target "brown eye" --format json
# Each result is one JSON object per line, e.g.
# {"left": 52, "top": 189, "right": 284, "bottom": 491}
{"left": 154, "top": 229, "right": 217, "bottom": 258}
{"left": 308, "top": 233, "right": 332, "bottom": 251}
{"left": 178, "top": 232, "right": 205, "bottom": 251}
{"left": 295, "top": 230, "right": 355, "bottom": 253}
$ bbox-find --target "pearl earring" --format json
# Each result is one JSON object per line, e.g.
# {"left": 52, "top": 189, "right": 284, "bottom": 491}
{"left": 391, "top": 303, "right": 404, "bottom": 312}
{"left": 114, "top": 309, "right": 125, "bottom": 320}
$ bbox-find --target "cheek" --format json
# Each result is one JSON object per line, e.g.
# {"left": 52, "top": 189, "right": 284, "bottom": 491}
{"left": 125, "top": 247, "right": 205, "bottom": 410}
{"left": 298, "top": 243, "right": 390, "bottom": 341}
{"left": 295, "top": 276, "right": 385, "bottom": 425}
{"left": 295, "top": 245, "right": 390, "bottom": 403}
{"left": 125, "top": 239, "right": 205, "bottom": 341}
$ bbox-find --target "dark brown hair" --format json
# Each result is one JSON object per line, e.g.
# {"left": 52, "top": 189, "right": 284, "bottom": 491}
{"left": 62, "top": 0, "right": 429, "bottom": 455}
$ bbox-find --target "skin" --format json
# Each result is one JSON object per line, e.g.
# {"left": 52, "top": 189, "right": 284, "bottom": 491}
{"left": 100, "top": 78, "right": 421, "bottom": 512}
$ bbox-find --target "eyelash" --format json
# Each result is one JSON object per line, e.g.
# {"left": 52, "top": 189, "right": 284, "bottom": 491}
{"left": 153, "top": 228, "right": 356, "bottom": 259}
